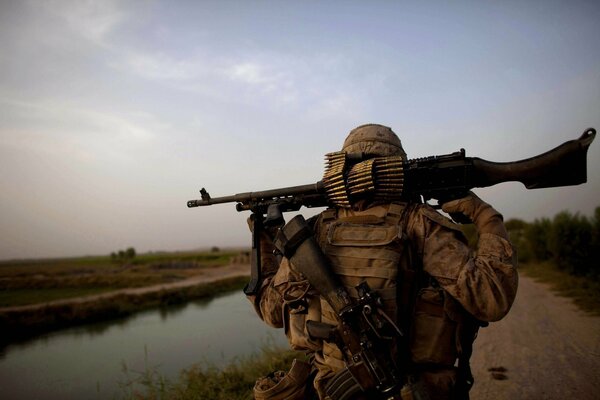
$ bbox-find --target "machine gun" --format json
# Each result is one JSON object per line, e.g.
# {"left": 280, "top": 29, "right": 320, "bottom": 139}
{"left": 187, "top": 128, "right": 595, "bottom": 295}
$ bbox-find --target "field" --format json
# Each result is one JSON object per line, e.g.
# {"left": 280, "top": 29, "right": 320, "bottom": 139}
{"left": 0, "top": 249, "right": 250, "bottom": 345}
{"left": 0, "top": 249, "right": 243, "bottom": 307}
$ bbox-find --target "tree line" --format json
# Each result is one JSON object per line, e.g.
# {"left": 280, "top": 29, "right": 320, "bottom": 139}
{"left": 503, "top": 207, "right": 600, "bottom": 279}
{"left": 110, "top": 247, "right": 136, "bottom": 263}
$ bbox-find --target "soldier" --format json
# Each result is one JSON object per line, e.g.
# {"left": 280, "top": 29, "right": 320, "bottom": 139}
{"left": 247, "top": 124, "right": 518, "bottom": 400}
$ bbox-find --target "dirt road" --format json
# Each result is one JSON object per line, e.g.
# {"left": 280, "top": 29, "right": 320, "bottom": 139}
{"left": 470, "top": 275, "right": 600, "bottom": 400}
{"left": 0, "top": 263, "right": 249, "bottom": 313}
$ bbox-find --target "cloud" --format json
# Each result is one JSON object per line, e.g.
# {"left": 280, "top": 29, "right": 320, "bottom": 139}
{"left": 113, "top": 46, "right": 371, "bottom": 119}
{"left": 0, "top": 97, "right": 161, "bottom": 164}
{"left": 120, "top": 52, "right": 200, "bottom": 81}
{"left": 37, "top": 0, "right": 126, "bottom": 46}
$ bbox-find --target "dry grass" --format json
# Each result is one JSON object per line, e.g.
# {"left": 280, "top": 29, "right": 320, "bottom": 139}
{"left": 519, "top": 261, "right": 600, "bottom": 316}
{"left": 118, "top": 343, "right": 306, "bottom": 400}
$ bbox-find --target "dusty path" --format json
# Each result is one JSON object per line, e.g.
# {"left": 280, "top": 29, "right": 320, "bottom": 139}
{"left": 0, "top": 263, "right": 249, "bottom": 313}
{"left": 470, "top": 275, "right": 600, "bottom": 400}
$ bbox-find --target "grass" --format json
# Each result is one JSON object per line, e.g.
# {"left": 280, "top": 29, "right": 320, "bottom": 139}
{"left": 519, "top": 261, "right": 600, "bottom": 315}
{"left": 0, "top": 276, "right": 249, "bottom": 346}
{"left": 0, "top": 249, "right": 242, "bottom": 306}
{"left": 0, "top": 287, "right": 116, "bottom": 307}
{"left": 118, "top": 343, "right": 306, "bottom": 400}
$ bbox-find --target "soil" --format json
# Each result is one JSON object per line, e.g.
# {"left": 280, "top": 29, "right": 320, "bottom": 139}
{"left": 470, "top": 275, "right": 600, "bottom": 399}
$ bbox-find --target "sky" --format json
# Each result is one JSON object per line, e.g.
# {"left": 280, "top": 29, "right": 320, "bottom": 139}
{"left": 0, "top": 0, "right": 599, "bottom": 260}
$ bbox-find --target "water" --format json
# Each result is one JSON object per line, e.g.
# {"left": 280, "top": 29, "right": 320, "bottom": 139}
{"left": 0, "top": 291, "right": 288, "bottom": 400}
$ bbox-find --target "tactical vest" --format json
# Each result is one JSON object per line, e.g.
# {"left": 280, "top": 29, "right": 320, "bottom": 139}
{"left": 306, "top": 203, "right": 481, "bottom": 399}
{"left": 313, "top": 203, "right": 410, "bottom": 374}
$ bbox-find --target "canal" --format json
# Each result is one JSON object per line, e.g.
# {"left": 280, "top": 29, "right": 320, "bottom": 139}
{"left": 0, "top": 290, "right": 288, "bottom": 399}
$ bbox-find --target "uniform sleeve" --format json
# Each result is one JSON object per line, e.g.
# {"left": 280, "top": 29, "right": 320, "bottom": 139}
{"left": 246, "top": 257, "right": 308, "bottom": 328}
{"left": 245, "top": 214, "right": 321, "bottom": 329}
{"left": 408, "top": 205, "right": 518, "bottom": 322}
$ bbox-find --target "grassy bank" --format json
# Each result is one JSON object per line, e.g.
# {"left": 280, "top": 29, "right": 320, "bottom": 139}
{"left": 0, "top": 276, "right": 248, "bottom": 346}
{"left": 519, "top": 261, "right": 600, "bottom": 315}
{"left": 119, "top": 344, "right": 306, "bottom": 400}
{"left": 0, "top": 249, "right": 241, "bottom": 307}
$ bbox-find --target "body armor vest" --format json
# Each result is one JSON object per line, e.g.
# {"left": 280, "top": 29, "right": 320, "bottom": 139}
{"left": 314, "top": 203, "right": 412, "bottom": 375}
{"left": 277, "top": 203, "right": 480, "bottom": 399}
{"left": 309, "top": 203, "right": 480, "bottom": 399}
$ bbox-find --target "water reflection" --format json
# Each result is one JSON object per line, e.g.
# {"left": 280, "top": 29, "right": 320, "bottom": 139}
{"left": 0, "top": 292, "right": 229, "bottom": 358}
{"left": 0, "top": 290, "right": 287, "bottom": 400}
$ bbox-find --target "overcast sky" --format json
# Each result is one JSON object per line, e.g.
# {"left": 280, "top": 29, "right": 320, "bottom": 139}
{"left": 0, "top": 0, "right": 598, "bottom": 260}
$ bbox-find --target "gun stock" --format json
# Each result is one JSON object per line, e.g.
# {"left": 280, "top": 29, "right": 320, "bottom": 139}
{"left": 470, "top": 128, "right": 595, "bottom": 190}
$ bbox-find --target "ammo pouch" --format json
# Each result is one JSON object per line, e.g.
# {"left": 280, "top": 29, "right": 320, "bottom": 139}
{"left": 253, "top": 358, "right": 312, "bottom": 400}
{"left": 409, "top": 286, "right": 459, "bottom": 366}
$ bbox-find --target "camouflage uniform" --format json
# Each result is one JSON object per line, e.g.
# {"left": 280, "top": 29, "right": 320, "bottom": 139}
{"left": 248, "top": 125, "right": 518, "bottom": 400}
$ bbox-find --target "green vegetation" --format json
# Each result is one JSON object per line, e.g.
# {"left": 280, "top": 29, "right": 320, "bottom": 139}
{"left": 118, "top": 344, "right": 305, "bottom": 400}
{"left": 0, "top": 276, "right": 248, "bottom": 345}
{"left": 111, "top": 247, "right": 137, "bottom": 264}
{"left": 0, "top": 287, "right": 116, "bottom": 307}
{"left": 0, "top": 249, "right": 240, "bottom": 307}
{"left": 507, "top": 207, "right": 600, "bottom": 279}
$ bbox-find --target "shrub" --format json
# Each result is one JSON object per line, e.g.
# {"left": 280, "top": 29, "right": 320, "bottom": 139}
{"left": 524, "top": 218, "right": 552, "bottom": 262}
{"left": 547, "top": 211, "right": 593, "bottom": 276}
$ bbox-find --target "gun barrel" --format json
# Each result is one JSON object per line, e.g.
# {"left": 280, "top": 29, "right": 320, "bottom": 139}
{"left": 187, "top": 181, "right": 325, "bottom": 208}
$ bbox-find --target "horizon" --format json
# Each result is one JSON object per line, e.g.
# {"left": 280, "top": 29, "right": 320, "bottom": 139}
{"left": 1, "top": 1, "right": 599, "bottom": 260}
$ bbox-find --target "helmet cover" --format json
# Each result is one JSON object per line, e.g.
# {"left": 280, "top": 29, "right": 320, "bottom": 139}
{"left": 342, "top": 124, "right": 407, "bottom": 159}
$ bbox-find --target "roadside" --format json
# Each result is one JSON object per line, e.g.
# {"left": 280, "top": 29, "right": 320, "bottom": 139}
{"left": 470, "top": 274, "right": 600, "bottom": 400}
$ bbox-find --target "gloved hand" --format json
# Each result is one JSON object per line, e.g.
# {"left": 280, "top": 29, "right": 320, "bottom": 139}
{"left": 441, "top": 192, "right": 508, "bottom": 238}
{"left": 246, "top": 216, "right": 281, "bottom": 276}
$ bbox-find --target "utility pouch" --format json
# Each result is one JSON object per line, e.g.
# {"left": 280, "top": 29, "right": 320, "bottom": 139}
{"left": 253, "top": 358, "right": 312, "bottom": 400}
{"left": 281, "top": 281, "right": 322, "bottom": 351}
{"left": 409, "top": 287, "right": 458, "bottom": 366}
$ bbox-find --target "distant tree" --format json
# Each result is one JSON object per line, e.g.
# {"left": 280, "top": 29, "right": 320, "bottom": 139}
{"left": 525, "top": 218, "right": 552, "bottom": 262}
{"left": 211, "top": 246, "right": 220, "bottom": 253}
{"left": 504, "top": 218, "right": 531, "bottom": 262}
{"left": 592, "top": 207, "right": 600, "bottom": 278}
{"left": 548, "top": 211, "right": 593, "bottom": 276}
{"left": 505, "top": 218, "right": 528, "bottom": 231}
{"left": 126, "top": 247, "right": 136, "bottom": 259}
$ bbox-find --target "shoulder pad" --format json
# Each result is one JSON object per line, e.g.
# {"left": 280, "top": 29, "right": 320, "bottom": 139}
{"left": 420, "top": 205, "right": 462, "bottom": 232}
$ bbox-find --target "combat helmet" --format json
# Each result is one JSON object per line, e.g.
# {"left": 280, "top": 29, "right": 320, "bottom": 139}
{"left": 342, "top": 124, "right": 407, "bottom": 159}
{"left": 323, "top": 124, "right": 408, "bottom": 208}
